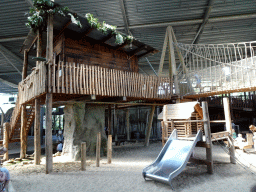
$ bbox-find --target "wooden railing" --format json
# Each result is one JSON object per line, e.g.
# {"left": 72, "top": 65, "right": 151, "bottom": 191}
{"left": 16, "top": 61, "right": 173, "bottom": 106}
{"left": 18, "top": 62, "right": 47, "bottom": 104}
{"left": 47, "top": 61, "right": 172, "bottom": 100}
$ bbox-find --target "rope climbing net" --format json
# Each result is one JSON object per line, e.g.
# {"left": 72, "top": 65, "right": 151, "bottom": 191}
{"left": 175, "top": 41, "right": 256, "bottom": 97}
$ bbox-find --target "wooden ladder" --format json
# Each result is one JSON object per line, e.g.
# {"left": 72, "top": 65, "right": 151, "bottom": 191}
{"left": 9, "top": 103, "right": 35, "bottom": 143}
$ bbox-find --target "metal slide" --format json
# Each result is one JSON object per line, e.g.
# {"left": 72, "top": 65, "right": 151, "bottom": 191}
{"left": 142, "top": 129, "right": 202, "bottom": 187}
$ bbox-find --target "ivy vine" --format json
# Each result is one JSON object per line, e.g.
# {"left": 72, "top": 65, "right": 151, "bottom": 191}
{"left": 25, "top": 1, "right": 133, "bottom": 45}
{"left": 85, "top": 13, "right": 133, "bottom": 45}
{"left": 26, "top": 0, "right": 82, "bottom": 32}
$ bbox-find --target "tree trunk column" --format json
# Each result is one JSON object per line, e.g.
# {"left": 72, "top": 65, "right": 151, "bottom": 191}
{"left": 20, "top": 105, "right": 27, "bottom": 159}
{"left": 45, "top": 93, "right": 53, "bottom": 173}
{"left": 34, "top": 98, "right": 41, "bottom": 165}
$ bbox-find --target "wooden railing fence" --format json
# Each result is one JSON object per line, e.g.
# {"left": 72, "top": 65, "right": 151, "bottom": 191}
{"left": 47, "top": 61, "right": 172, "bottom": 100}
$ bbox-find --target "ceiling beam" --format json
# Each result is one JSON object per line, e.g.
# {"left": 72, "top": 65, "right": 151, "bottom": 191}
{"left": 118, "top": 0, "right": 131, "bottom": 35}
{"left": 0, "top": 78, "right": 18, "bottom": 88}
{"left": 117, "top": 13, "right": 256, "bottom": 30}
{"left": 192, "top": 0, "right": 215, "bottom": 44}
{"left": 0, "top": 36, "right": 27, "bottom": 43}
{"left": 0, "top": 71, "right": 32, "bottom": 76}
{"left": 0, "top": 44, "right": 22, "bottom": 76}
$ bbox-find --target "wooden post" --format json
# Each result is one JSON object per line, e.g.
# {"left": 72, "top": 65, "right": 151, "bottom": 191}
{"left": 34, "top": 98, "right": 41, "bottom": 165}
{"left": 126, "top": 109, "right": 130, "bottom": 141}
{"left": 202, "top": 102, "right": 213, "bottom": 174}
{"left": 223, "top": 97, "right": 236, "bottom": 164}
{"left": 45, "top": 93, "right": 53, "bottom": 174}
{"left": 108, "top": 105, "right": 112, "bottom": 135}
{"left": 107, "top": 135, "right": 112, "bottom": 164}
{"left": 167, "top": 26, "right": 179, "bottom": 94}
{"left": 3, "top": 123, "right": 9, "bottom": 160}
{"left": 20, "top": 105, "right": 27, "bottom": 159}
{"left": 46, "top": 15, "right": 53, "bottom": 63}
{"left": 81, "top": 142, "right": 86, "bottom": 171}
{"left": 37, "top": 29, "right": 42, "bottom": 66}
{"left": 96, "top": 132, "right": 101, "bottom": 167}
{"left": 114, "top": 105, "right": 117, "bottom": 142}
{"left": 145, "top": 105, "right": 156, "bottom": 146}
{"left": 158, "top": 32, "right": 168, "bottom": 76}
{"left": 22, "top": 49, "right": 28, "bottom": 80}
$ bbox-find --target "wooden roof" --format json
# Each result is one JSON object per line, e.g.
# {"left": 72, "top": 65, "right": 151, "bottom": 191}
{"left": 20, "top": 13, "right": 158, "bottom": 58}
{"left": 158, "top": 102, "right": 203, "bottom": 120}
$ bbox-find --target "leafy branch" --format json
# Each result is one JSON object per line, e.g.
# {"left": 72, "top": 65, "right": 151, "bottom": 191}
{"left": 26, "top": 0, "right": 82, "bottom": 32}
{"left": 85, "top": 13, "right": 133, "bottom": 45}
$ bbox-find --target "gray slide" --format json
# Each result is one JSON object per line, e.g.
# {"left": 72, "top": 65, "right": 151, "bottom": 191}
{"left": 142, "top": 129, "right": 202, "bottom": 187}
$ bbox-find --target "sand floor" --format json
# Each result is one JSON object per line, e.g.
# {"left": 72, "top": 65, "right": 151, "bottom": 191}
{"left": 5, "top": 142, "right": 256, "bottom": 192}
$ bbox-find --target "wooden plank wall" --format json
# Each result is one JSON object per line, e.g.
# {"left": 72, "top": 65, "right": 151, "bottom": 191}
{"left": 63, "top": 38, "right": 138, "bottom": 73}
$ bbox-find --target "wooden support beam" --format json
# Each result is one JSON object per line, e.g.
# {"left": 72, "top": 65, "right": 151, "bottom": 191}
{"left": 108, "top": 105, "right": 112, "bottom": 134}
{"left": 20, "top": 105, "right": 27, "bottom": 159}
{"left": 81, "top": 142, "right": 86, "bottom": 171}
{"left": 22, "top": 49, "right": 28, "bottom": 80}
{"left": 34, "top": 98, "right": 41, "bottom": 165}
{"left": 3, "top": 123, "right": 9, "bottom": 160}
{"left": 45, "top": 93, "right": 53, "bottom": 174}
{"left": 46, "top": 14, "right": 54, "bottom": 63}
{"left": 45, "top": 13, "right": 54, "bottom": 174}
{"left": 202, "top": 102, "right": 213, "bottom": 174}
{"left": 126, "top": 109, "right": 130, "bottom": 141}
{"left": 36, "top": 29, "right": 42, "bottom": 67}
{"left": 96, "top": 132, "right": 101, "bottom": 167}
{"left": 107, "top": 135, "right": 112, "bottom": 164}
{"left": 144, "top": 105, "right": 156, "bottom": 146}
{"left": 223, "top": 97, "right": 236, "bottom": 164}
{"left": 158, "top": 32, "right": 168, "bottom": 76}
{"left": 167, "top": 26, "right": 179, "bottom": 94}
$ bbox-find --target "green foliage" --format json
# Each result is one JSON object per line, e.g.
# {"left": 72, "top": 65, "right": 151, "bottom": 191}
{"left": 26, "top": 0, "right": 81, "bottom": 32}
{"left": 85, "top": 13, "right": 133, "bottom": 45}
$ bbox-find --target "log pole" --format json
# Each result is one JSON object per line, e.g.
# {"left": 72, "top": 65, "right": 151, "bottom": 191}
{"left": 107, "top": 135, "right": 112, "bottom": 164}
{"left": 34, "top": 98, "right": 41, "bottom": 165}
{"left": 202, "top": 102, "right": 213, "bottom": 174}
{"left": 81, "top": 142, "right": 86, "bottom": 171}
{"left": 144, "top": 105, "right": 156, "bottom": 146}
{"left": 3, "top": 123, "right": 9, "bottom": 160}
{"left": 45, "top": 93, "right": 53, "bottom": 174}
{"left": 223, "top": 97, "right": 236, "bottom": 164}
{"left": 20, "top": 105, "right": 27, "bottom": 159}
{"left": 96, "top": 132, "right": 101, "bottom": 167}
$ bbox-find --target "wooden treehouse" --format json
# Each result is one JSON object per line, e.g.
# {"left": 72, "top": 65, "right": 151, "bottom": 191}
{"left": 159, "top": 102, "right": 204, "bottom": 143}
{"left": 3, "top": 12, "right": 174, "bottom": 172}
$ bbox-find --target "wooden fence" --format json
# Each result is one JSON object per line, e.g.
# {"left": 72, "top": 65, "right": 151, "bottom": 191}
{"left": 17, "top": 61, "right": 172, "bottom": 106}
{"left": 47, "top": 61, "right": 172, "bottom": 100}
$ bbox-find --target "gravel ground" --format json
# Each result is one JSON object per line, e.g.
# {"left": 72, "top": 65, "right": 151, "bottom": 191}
{"left": 5, "top": 142, "right": 256, "bottom": 192}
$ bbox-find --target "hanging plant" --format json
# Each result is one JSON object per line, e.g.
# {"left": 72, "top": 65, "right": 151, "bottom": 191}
{"left": 85, "top": 13, "right": 133, "bottom": 45}
{"left": 26, "top": 0, "right": 82, "bottom": 32}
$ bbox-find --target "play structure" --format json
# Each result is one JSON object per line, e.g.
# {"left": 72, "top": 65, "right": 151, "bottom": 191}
{"left": 143, "top": 99, "right": 236, "bottom": 187}
{"left": 158, "top": 26, "right": 256, "bottom": 99}
{"left": 1, "top": 5, "right": 174, "bottom": 173}
{"left": 158, "top": 101, "right": 204, "bottom": 141}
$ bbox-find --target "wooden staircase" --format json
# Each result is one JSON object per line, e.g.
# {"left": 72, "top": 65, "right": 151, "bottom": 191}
{"left": 9, "top": 100, "right": 35, "bottom": 143}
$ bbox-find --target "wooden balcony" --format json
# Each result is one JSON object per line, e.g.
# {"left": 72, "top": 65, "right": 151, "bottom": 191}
{"left": 18, "top": 61, "right": 173, "bottom": 106}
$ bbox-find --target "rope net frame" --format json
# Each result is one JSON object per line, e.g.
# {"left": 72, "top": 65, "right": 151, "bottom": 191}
{"left": 175, "top": 41, "right": 256, "bottom": 97}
